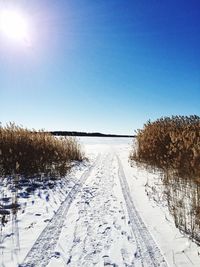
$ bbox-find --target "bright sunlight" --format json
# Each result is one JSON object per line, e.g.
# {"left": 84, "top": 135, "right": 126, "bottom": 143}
{"left": 0, "top": 9, "right": 30, "bottom": 44}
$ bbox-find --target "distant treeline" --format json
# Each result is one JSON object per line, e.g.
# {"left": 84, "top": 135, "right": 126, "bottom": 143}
{"left": 49, "top": 131, "right": 135, "bottom": 138}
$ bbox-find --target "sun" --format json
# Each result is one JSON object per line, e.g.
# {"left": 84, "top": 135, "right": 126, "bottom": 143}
{"left": 0, "top": 9, "right": 30, "bottom": 44}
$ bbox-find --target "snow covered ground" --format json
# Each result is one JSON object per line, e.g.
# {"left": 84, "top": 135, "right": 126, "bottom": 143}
{"left": 1, "top": 137, "right": 200, "bottom": 267}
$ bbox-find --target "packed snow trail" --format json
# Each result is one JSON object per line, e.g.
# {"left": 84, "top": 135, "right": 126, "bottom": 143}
{"left": 116, "top": 154, "right": 167, "bottom": 267}
{"left": 19, "top": 154, "right": 101, "bottom": 267}
{"left": 48, "top": 151, "right": 167, "bottom": 267}
{"left": 19, "top": 150, "right": 168, "bottom": 267}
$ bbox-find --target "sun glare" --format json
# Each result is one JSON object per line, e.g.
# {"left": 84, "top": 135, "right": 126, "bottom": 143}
{"left": 0, "top": 9, "right": 30, "bottom": 44}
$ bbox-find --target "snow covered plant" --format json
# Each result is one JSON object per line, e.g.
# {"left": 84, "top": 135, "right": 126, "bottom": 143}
{"left": 0, "top": 123, "right": 84, "bottom": 179}
{"left": 130, "top": 115, "right": 200, "bottom": 177}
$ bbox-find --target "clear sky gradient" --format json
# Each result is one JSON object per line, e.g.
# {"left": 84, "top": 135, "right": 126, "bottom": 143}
{"left": 1, "top": 0, "right": 200, "bottom": 134}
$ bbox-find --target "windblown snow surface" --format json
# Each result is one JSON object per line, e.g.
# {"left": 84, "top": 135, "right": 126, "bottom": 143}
{"left": 1, "top": 137, "right": 200, "bottom": 267}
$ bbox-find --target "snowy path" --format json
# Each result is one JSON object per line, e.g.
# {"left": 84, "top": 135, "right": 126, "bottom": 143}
{"left": 19, "top": 154, "right": 101, "bottom": 267}
{"left": 33, "top": 149, "right": 167, "bottom": 267}
{"left": 3, "top": 137, "right": 200, "bottom": 267}
{"left": 117, "top": 154, "right": 167, "bottom": 267}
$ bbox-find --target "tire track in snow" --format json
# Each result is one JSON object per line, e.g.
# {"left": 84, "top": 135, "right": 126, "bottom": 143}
{"left": 19, "top": 154, "right": 101, "bottom": 267}
{"left": 59, "top": 153, "right": 136, "bottom": 267}
{"left": 116, "top": 154, "right": 168, "bottom": 267}
{"left": 65, "top": 153, "right": 116, "bottom": 266}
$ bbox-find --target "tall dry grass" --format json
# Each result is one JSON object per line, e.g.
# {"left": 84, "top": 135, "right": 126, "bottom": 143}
{"left": 0, "top": 123, "right": 84, "bottom": 178}
{"left": 145, "top": 171, "right": 200, "bottom": 245}
{"left": 131, "top": 115, "right": 200, "bottom": 243}
{"left": 164, "top": 173, "right": 200, "bottom": 244}
{"left": 130, "top": 115, "right": 200, "bottom": 177}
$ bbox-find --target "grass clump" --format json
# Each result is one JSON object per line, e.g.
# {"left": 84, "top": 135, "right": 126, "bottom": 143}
{"left": 130, "top": 115, "right": 200, "bottom": 177}
{"left": 0, "top": 123, "right": 84, "bottom": 178}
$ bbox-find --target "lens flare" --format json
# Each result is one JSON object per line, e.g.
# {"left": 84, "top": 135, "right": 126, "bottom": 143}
{"left": 0, "top": 9, "right": 30, "bottom": 44}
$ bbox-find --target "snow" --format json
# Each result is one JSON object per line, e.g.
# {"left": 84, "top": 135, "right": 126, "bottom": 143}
{"left": 1, "top": 137, "right": 200, "bottom": 267}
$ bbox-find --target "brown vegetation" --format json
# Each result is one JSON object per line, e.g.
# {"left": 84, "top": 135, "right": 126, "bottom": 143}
{"left": 164, "top": 173, "right": 200, "bottom": 244}
{"left": 130, "top": 115, "right": 200, "bottom": 177}
{"left": 0, "top": 123, "right": 84, "bottom": 178}
{"left": 131, "top": 115, "right": 200, "bottom": 244}
{"left": 145, "top": 170, "right": 200, "bottom": 245}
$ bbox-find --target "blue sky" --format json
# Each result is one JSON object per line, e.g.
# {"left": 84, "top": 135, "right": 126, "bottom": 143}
{"left": 0, "top": 0, "right": 200, "bottom": 134}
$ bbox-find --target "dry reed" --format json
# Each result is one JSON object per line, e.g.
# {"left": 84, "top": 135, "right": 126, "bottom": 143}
{"left": 0, "top": 123, "right": 84, "bottom": 178}
{"left": 131, "top": 115, "right": 200, "bottom": 243}
{"left": 130, "top": 115, "right": 200, "bottom": 177}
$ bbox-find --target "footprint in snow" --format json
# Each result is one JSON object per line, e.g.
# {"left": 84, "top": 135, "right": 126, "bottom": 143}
{"left": 103, "top": 255, "right": 118, "bottom": 266}
{"left": 101, "top": 226, "right": 111, "bottom": 235}
{"left": 52, "top": 251, "right": 61, "bottom": 259}
{"left": 121, "top": 230, "right": 127, "bottom": 236}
